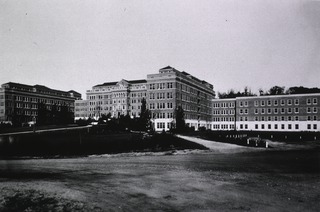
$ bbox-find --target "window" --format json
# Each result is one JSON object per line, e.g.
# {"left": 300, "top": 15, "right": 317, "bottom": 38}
{"left": 314, "top": 116, "right": 317, "bottom": 121}
{"left": 274, "top": 124, "right": 278, "bottom": 130}
{"left": 295, "top": 116, "right": 299, "bottom": 121}
{"left": 267, "top": 100, "right": 271, "bottom": 106}
{"left": 240, "top": 101, "right": 243, "bottom": 107}
{"left": 261, "top": 124, "right": 265, "bottom": 129}
{"left": 244, "top": 101, "right": 248, "bottom": 107}
{"left": 281, "top": 108, "right": 285, "bottom": 114}
{"left": 261, "top": 108, "right": 265, "bottom": 114}
{"left": 245, "top": 124, "right": 248, "bottom": 129}
{"left": 288, "top": 108, "right": 292, "bottom": 113}
{"left": 274, "top": 100, "right": 278, "bottom": 106}
{"left": 288, "top": 124, "right": 292, "bottom": 130}
{"left": 268, "top": 124, "right": 271, "bottom": 129}
{"left": 307, "top": 98, "right": 311, "bottom": 105}
{"left": 295, "top": 108, "right": 299, "bottom": 113}
{"left": 307, "top": 124, "right": 311, "bottom": 130}
{"left": 295, "top": 124, "right": 299, "bottom": 130}
{"left": 255, "top": 117, "right": 259, "bottom": 121}
{"left": 255, "top": 108, "right": 259, "bottom": 114}
{"left": 281, "top": 100, "right": 285, "bottom": 106}
{"left": 314, "top": 124, "right": 317, "bottom": 130}
{"left": 313, "top": 98, "right": 317, "bottom": 105}
{"left": 255, "top": 124, "right": 258, "bottom": 129}
{"left": 287, "top": 99, "right": 292, "bottom": 105}
{"left": 261, "top": 100, "right": 265, "bottom": 106}
{"left": 307, "top": 107, "right": 311, "bottom": 113}
{"left": 274, "top": 108, "right": 278, "bottom": 114}
{"left": 244, "top": 109, "right": 248, "bottom": 114}
{"left": 267, "top": 108, "right": 271, "bottom": 114}
{"left": 281, "top": 124, "right": 285, "bottom": 129}
{"left": 158, "top": 83, "right": 165, "bottom": 89}
{"left": 274, "top": 116, "right": 278, "bottom": 121}
{"left": 254, "top": 101, "right": 258, "bottom": 107}
{"left": 240, "top": 124, "right": 243, "bottom": 129}
{"left": 167, "top": 82, "right": 173, "bottom": 89}
{"left": 313, "top": 107, "right": 317, "bottom": 113}
{"left": 294, "top": 99, "right": 299, "bottom": 105}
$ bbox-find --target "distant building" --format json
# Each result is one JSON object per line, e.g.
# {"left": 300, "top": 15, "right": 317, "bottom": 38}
{"left": 75, "top": 79, "right": 147, "bottom": 120}
{"left": 75, "top": 66, "right": 215, "bottom": 131}
{"left": 0, "top": 82, "right": 81, "bottom": 124}
{"left": 212, "top": 93, "right": 320, "bottom": 132}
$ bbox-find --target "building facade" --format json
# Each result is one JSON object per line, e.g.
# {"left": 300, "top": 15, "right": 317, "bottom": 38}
{"left": 147, "top": 66, "right": 214, "bottom": 131}
{"left": 212, "top": 93, "right": 320, "bottom": 132}
{"left": 75, "top": 79, "right": 147, "bottom": 120}
{"left": 0, "top": 82, "right": 81, "bottom": 124}
{"left": 75, "top": 66, "right": 215, "bottom": 131}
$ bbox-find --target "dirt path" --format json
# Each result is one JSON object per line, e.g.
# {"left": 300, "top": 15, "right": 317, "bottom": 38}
{"left": 176, "top": 135, "right": 260, "bottom": 153}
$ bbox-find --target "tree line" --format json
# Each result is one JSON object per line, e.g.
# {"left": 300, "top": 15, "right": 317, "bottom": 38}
{"left": 218, "top": 86, "right": 320, "bottom": 99}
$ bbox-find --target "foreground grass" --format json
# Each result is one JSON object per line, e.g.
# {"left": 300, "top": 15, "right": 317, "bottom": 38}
{"left": 0, "top": 131, "right": 208, "bottom": 158}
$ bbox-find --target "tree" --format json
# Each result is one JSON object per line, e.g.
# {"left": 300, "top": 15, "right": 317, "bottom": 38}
{"left": 37, "top": 102, "right": 48, "bottom": 125}
{"left": 218, "top": 87, "right": 256, "bottom": 99}
{"left": 258, "top": 88, "right": 265, "bottom": 96}
{"left": 286, "top": 86, "right": 320, "bottom": 94}
{"left": 175, "top": 106, "right": 186, "bottom": 132}
{"left": 139, "top": 98, "right": 151, "bottom": 131}
{"left": 268, "top": 86, "right": 285, "bottom": 95}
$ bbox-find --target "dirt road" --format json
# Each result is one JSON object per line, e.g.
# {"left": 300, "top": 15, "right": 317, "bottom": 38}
{"left": 0, "top": 147, "right": 319, "bottom": 211}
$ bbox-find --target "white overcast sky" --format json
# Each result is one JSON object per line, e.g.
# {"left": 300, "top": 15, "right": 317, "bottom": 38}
{"left": 1, "top": 0, "right": 319, "bottom": 97}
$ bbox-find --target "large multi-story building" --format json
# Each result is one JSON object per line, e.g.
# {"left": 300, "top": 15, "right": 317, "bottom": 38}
{"left": 212, "top": 93, "right": 320, "bottom": 132}
{"left": 147, "top": 66, "right": 214, "bottom": 131}
{"left": 75, "top": 66, "right": 215, "bottom": 131}
{"left": 75, "top": 79, "right": 147, "bottom": 119}
{"left": 0, "top": 82, "right": 81, "bottom": 124}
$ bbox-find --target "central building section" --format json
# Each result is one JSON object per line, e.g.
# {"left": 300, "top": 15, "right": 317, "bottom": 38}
{"left": 147, "top": 66, "right": 214, "bottom": 131}
{"left": 75, "top": 66, "right": 215, "bottom": 131}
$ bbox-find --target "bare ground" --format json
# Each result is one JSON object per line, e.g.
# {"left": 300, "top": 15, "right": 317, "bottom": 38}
{"left": 0, "top": 141, "right": 319, "bottom": 211}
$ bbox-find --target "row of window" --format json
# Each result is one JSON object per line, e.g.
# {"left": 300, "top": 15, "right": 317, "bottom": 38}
{"left": 238, "top": 115, "right": 318, "bottom": 121}
{"left": 212, "top": 102, "right": 235, "bottom": 108}
{"left": 250, "top": 123, "right": 318, "bottom": 130}
{"left": 212, "top": 117, "right": 235, "bottom": 122}
{"left": 213, "top": 110, "right": 235, "bottom": 115}
{"left": 152, "top": 112, "right": 174, "bottom": 119}
{"left": 149, "top": 92, "right": 173, "bottom": 100}
{"left": 149, "top": 102, "right": 174, "bottom": 110}
{"left": 149, "top": 82, "right": 174, "bottom": 90}
{"left": 213, "top": 124, "right": 235, "bottom": 130}
{"left": 238, "top": 107, "right": 318, "bottom": 115}
{"left": 156, "top": 122, "right": 172, "bottom": 129}
{"left": 12, "top": 96, "right": 69, "bottom": 106}
{"left": 246, "top": 98, "right": 319, "bottom": 107}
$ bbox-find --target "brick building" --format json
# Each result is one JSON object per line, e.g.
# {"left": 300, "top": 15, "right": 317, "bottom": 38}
{"left": 75, "top": 66, "right": 215, "bottom": 131}
{"left": 75, "top": 79, "right": 147, "bottom": 120}
{"left": 212, "top": 93, "right": 320, "bottom": 132}
{"left": 147, "top": 66, "right": 214, "bottom": 131}
{"left": 0, "top": 82, "right": 81, "bottom": 124}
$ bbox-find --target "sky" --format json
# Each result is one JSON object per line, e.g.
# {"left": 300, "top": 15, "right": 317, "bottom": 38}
{"left": 1, "top": 0, "right": 319, "bottom": 98}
